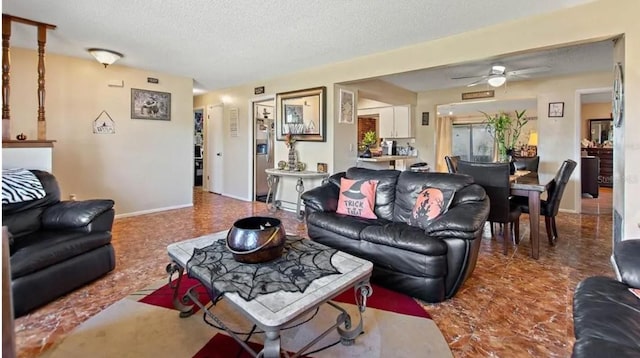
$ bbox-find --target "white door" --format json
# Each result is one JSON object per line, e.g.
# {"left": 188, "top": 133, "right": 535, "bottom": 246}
{"left": 207, "top": 104, "right": 224, "bottom": 194}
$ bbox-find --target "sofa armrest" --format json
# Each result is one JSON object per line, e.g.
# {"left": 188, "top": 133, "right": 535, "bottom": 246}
{"left": 42, "top": 199, "right": 115, "bottom": 232}
{"left": 301, "top": 182, "right": 340, "bottom": 213}
{"left": 424, "top": 198, "right": 490, "bottom": 239}
{"left": 301, "top": 172, "right": 344, "bottom": 213}
{"left": 614, "top": 239, "right": 640, "bottom": 288}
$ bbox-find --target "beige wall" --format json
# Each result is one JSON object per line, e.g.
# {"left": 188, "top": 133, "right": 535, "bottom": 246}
{"left": 581, "top": 102, "right": 611, "bottom": 140}
{"left": 196, "top": 0, "right": 640, "bottom": 238}
{"left": 6, "top": 48, "right": 194, "bottom": 216}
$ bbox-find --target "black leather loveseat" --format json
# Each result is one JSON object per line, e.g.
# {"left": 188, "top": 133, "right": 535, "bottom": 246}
{"left": 301, "top": 167, "right": 489, "bottom": 302}
{"left": 572, "top": 239, "right": 640, "bottom": 357}
{"left": 3, "top": 170, "right": 116, "bottom": 317}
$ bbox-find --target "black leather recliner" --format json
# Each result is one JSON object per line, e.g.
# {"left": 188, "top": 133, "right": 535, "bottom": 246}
{"left": 3, "top": 170, "right": 116, "bottom": 317}
{"left": 572, "top": 239, "right": 640, "bottom": 357}
{"left": 301, "top": 167, "right": 490, "bottom": 303}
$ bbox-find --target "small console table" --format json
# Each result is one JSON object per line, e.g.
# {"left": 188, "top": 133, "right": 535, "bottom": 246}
{"left": 265, "top": 168, "right": 329, "bottom": 220}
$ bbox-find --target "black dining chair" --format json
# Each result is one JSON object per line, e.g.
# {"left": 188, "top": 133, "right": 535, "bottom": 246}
{"left": 514, "top": 159, "right": 577, "bottom": 245}
{"left": 457, "top": 160, "right": 521, "bottom": 255}
{"left": 445, "top": 155, "right": 460, "bottom": 173}
{"left": 513, "top": 156, "right": 540, "bottom": 172}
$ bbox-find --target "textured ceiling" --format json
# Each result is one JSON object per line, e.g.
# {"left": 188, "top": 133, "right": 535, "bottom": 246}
{"left": 378, "top": 40, "right": 614, "bottom": 92}
{"left": 3, "top": 0, "right": 596, "bottom": 93}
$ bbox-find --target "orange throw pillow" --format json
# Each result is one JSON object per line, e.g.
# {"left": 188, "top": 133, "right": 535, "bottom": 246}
{"left": 410, "top": 187, "right": 455, "bottom": 229}
{"left": 336, "top": 178, "right": 378, "bottom": 219}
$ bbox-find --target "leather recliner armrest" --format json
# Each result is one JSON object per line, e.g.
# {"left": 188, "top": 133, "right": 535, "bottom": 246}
{"left": 41, "top": 199, "right": 115, "bottom": 232}
{"left": 614, "top": 239, "right": 640, "bottom": 288}
{"left": 424, "top": 198, "right": 490, "bottom": 240}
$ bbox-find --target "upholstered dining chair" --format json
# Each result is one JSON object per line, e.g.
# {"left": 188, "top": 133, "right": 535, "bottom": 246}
{"left": 513, "top": 156, "right": 540, "bottom": 172}
{"left": 445, "top": 155, "right": 460, "bottom": 173}
{"left": 457, "top": 160, "right": 521, "bottom": 255}
{"left": 514, "top": 159, "right": 577, "bottom": 245}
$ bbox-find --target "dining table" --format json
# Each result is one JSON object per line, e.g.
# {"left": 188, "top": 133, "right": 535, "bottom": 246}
{"left": 510, "top": 170, "right": 555, "bottom": 259}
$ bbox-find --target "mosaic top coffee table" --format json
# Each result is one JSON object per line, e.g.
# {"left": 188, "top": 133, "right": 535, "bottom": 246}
{"left": 166, "top": 231, "right": 373, "bottom": 358}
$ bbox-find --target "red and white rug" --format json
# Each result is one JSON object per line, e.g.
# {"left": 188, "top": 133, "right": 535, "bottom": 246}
{"left": 41, "top": 277, "right": 452, "bottom": 357}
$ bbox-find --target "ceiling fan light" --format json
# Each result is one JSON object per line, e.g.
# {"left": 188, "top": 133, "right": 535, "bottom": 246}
{"left": 88, "top": 48, "right": 123, "bottom": 67}
{"left": 487, "top": 75, "right": 506, "bottom": 87}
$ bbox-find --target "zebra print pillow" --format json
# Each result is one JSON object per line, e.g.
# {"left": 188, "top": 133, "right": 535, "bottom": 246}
{"left": 2, "top": 168, "right": 46, "bottom": 204}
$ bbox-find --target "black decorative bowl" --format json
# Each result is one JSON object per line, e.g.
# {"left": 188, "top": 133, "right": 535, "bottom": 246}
{"left": 225, "top": 216, "right": 286, "bottom": 264}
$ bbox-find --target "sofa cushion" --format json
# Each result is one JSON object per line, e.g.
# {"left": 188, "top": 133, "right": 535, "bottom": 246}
{"left": 336, "top": 178, "right": 378, "bottom": 219}
{"left": 306, "top": 211, "right": 391, "bottom": 240}
{"left": 10, "top": 230, "right": 113, "bottom": 279}
{"left": 346, "top": 167, "right": 399, "bottom": 221}
{"left": 393, "top": 171, "right": 475, "bottom": 223}
{"left": 2, "top": 170, "right": 61, "bottom": 217}
{"left": 360, "top": 222, "right": 448, "bottom": 256}
{"left": 2, "top": 168, "right": 46, "bottom": 204}
{"left": 410, "top": 186, "right": 455, "bottom": 229}
{"left": 573, "top": 276, "right": 640, "bottom": 351}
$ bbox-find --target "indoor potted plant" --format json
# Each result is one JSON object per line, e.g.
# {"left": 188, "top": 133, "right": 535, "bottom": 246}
{"left": 482, "top": 110, "right": 528, "bottom": 163}
{"left": 360, "top": 130, "right": 377, "bottom": 158}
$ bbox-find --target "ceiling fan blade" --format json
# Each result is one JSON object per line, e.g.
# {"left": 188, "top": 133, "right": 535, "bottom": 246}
{"left": 506, "top": 66, "right": 551, "bottom": 77}
{"left": 451, "top": 74, "right": 487, "bottom": 80}
{"left": 467, "top": 78, "right": 486, "bottom": 87}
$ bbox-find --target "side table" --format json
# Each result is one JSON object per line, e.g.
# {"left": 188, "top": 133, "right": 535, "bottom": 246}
{"left": 265, "top": 168, "right": 329, "bottom": 220}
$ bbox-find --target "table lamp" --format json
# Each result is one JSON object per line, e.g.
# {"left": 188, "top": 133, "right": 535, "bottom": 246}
{"left": 528, "top": 132, "right": 538, "bottom": 156}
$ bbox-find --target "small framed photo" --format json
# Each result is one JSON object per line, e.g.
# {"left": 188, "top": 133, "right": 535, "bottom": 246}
{"left": 421, "top": 112, "right": 430, "bottom": 126}
{"left": 317, "top": 162, "right": 328, "bottom": 173}
{"left": 338, "top": 89, "right": 355, "bottom": 124}
{"left": 131, "top": 88, "right": 171, "bottom": 120}
{"left": 548, "top": 102, "right": 564, "bottom": 118}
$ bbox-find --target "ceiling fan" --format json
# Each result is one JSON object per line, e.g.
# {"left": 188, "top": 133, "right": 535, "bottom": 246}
{"left": 452, "top": 64, "right": 551, "bottom": 87}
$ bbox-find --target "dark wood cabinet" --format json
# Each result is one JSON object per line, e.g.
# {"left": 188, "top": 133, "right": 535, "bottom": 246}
{"left": 585, "top": 148, "right": 613, "bottom": 187}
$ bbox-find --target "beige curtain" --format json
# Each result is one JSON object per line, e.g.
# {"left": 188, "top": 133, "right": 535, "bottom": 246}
{"left": 435, "top": 116, "right": 454, "bottom": 172}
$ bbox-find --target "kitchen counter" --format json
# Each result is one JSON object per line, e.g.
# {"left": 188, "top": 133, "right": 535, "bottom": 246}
{"left": 357, "top": 155, "right": 418, "bottom": 170}
{"left": 357, "top": 155, "right": 417, "bottom": 162}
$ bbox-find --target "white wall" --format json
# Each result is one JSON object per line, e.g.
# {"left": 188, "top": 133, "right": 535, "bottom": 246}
{"left": 7, "top": 48, "right": 194, "bottom": 215}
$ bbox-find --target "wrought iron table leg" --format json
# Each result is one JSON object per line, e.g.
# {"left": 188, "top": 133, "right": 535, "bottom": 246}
{"left": 266, "top": 174, "right": 280, "bottom": 213}
{"left": 332, "top": 280, "right": 372, "bottom": 345}
{"left": 165, "top": 262, "right": 195, "bottom": 318}
{"left": 295, "top": 178, "right": 305, "bottom": 221}
{"left": 261, "top": 331, "right": 281, "bottom": 358}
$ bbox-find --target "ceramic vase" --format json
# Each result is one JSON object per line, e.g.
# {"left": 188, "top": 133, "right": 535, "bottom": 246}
{"left": 288, "top": 145, "right": 297, "bottom": 171}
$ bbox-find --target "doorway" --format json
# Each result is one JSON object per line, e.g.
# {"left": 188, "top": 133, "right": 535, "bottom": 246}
{"left": 206, "top": 104, "right": 224, "bottom": 194}
{"left": 193, "top": 108, "right": 204, "bottom": 187}
{"left": 578, "top": 90, "right": 613, "bottom": 215}
{"left": 252, "top": 97, "right": 275, "bottom": 202}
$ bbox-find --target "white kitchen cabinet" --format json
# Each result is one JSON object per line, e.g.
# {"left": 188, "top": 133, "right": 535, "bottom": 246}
{"left": 393, "top": 105, "right": 411, "bottom": 138}
{"left": 358, "top": 105, "right": 413, "bottom": 139}
{"left": 378, "top": 106, "right": 395, "bottom": 139}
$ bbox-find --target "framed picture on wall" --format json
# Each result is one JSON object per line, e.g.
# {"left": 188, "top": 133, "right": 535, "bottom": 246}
{"left": 338, "top": 88, "right": 355, "bottom": 124}
{"left": 276, "top": 86, "right": 326, "bottom": 142}
{"left": 131, "top": 88, "right": 171, "bottom": 120}
{"left": 548, "top": 102, "right": 564, "bottom": 118}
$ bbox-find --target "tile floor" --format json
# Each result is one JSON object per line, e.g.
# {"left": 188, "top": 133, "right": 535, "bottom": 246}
{"left": 14, "top": 189, "right": 614, "bottom": 357}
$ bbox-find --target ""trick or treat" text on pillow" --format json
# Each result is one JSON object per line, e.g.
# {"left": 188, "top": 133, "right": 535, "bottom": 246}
{"left": 409, "top": 186, "right": 455, "bottom": 229}
{"left": 336, "top": 178, "right": 378, "bottom": 219}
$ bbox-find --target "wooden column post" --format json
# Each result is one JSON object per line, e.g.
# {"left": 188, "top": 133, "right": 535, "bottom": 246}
{"left": 37, "top": 25, "right": 46, "bottom": 140}
{"left": 2, "top": 15, "right": 11, "bottom": 141}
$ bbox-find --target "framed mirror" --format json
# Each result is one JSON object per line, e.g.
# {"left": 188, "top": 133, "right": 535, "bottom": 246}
{"left": 276, "top": 86, "right": 326, "bottom": 142}
{"left": 589, "top": 118, "right": 613, "bottom": 144}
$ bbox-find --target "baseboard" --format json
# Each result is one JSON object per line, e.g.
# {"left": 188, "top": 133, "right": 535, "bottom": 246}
{"left": 559, "top": 208, "right": 578, "bottom": 214}
{"left": 222, "top": 193, "right": 252, "bottom": 202}
{"left": 115, "top": 203, "right": 193, "bottom": 219}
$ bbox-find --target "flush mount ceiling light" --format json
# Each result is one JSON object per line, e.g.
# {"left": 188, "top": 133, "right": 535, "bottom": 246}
{"left": 87, "top": 48, "right": 123, "bottom": 68}
{"left": 487, "top": 74, "right": 506, "bottom": 87}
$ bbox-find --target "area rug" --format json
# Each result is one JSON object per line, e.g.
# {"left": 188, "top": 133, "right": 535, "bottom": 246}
{"left": 41, "top": 276, "right": 452, "bottom": 357}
